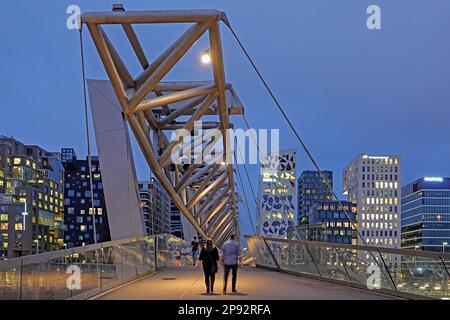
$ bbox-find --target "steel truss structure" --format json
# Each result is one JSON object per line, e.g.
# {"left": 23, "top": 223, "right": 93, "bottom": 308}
{"left": 82, "top": 8, "right": 243, "bottom": 246}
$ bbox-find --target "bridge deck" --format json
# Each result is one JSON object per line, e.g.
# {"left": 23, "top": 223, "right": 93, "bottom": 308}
{"left": 94, "top": 266, "right": 395, "bottom": 300}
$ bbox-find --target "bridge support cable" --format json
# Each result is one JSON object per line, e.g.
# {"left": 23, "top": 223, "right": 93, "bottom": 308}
{"left": 79, "top": 26, "right": 98, "bottom": 244}
{"left": 225, "top": 23, "right": 398, "bottom": 291}
{"left": 235, "top": 143, "right": 281, "bottom": 270}
{"left": 239, "top": 112, "right": 305, "bottom": 241}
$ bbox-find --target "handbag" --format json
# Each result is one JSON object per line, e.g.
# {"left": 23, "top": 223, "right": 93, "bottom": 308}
{"left": 208, "top": 250, "right": 218, "bottom": 274}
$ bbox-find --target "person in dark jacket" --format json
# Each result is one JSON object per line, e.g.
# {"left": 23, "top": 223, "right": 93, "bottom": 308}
{"left": 198, "top": 238, "right": 219, "bottom": 294}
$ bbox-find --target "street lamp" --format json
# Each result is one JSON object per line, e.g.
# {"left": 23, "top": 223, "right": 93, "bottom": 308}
{"left": 200, "top": 49, "right": 211, "bottom": 64}
{"left": 34, "top": 239, "right": 39, "bottom": 254}
{"left": 21, "top": 202, "right": 28, "bottom": 231}
{"left": 443, "top": 242, "right": 448, "bottom": 253}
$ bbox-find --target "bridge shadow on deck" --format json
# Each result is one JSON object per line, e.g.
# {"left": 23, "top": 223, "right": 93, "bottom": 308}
{"left": 94, "top": 266, "right": 396, "bottom": 300}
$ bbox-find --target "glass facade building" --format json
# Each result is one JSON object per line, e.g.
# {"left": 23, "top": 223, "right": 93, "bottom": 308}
{"left": 308, "top": 200, "right": 357, "bottom": 244}
{"left": 0, "top": 136, "right": 65, "bottom": 258}
{"left": 401, "top": 177, "right": 450, "bottom": 252}
{"left": 138, "top": 178, "right": 171, "bottom": 235}
{"left": 62, "top": 148, "right": 111, "bottom": 248}
{"left": 343, "top": 154, "right": 401, "bottom": 248}
{"left": 297, "top": 170, "right": 333, "bottom": 225}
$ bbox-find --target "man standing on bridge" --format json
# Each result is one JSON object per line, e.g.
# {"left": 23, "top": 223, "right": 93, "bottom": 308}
{"left": 191, "top": 236, "right": 200, "bottom": 266}
{"left": 221, "top": 234, "right": 241, "bottom": 294}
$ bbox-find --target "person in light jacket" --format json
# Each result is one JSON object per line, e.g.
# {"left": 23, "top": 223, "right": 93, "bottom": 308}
{"left": 221, "top": 234, "right": 241, "bottom": 294}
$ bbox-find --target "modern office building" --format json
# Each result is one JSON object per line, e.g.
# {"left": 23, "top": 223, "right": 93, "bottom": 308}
{"left": 343, "top": 154, "right": 401, "bottom": 248}
{"left": 0, "top": 136, "right": 65, "bottom": 258}
{"left": 308, "top": 200, "right": 357, "bottom": 244}
{"left": 256, "top": 149, "right": 296, "bottom": 238}
{"left": 139, "top": 178, "right": 171, "bottom": 235}
{"left": 170, "top": 202, "right": 184, "bottom": 239}
{"left": 401, "top": 177, "right": 450, "bottom": 252}
{"left": 297, "top": 170, "right": 333, "bottom": 225}
{"left": 61, "top": 148, "right": 110, "bottom": 247}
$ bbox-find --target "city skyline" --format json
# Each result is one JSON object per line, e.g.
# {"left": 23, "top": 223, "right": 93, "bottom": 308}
{"left": 1, "top": 1, "right": 450, "bottom": 195}
{"left": 1, "top": 1, "right": 450, "bottom": 303}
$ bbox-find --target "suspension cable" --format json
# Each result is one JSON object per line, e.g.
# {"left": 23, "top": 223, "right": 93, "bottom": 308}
{"left": 235, "top": 142, "right": 281, "bottom": 269}
{"left": 225, "top": 23, "right": 397, "bottom": 291}
{"left": 79, "top": 26, "right": 98, "bottom": 244}
{"left": 234, "top": 160, "right": 257, "bottom": 235}
{"left": 225, "top": 23, "right": 367, "bottom": 247}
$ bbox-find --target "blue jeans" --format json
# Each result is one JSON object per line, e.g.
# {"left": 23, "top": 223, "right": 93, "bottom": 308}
{"left": 192, "top": 250, "right": 198, "bottom": 264}
{"left": 223, "top": 264, "right": 238, "bottom": 292}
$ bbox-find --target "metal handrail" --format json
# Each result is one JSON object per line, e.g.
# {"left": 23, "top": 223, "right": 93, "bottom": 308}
{"left": 245, "top": 235, "right": 450, "bottom": 299}
{"left": 246, "top": 236, "right": 450, "bottom": 260}
{"left": 0, "top": 234, "right": 174, "bottom": 271}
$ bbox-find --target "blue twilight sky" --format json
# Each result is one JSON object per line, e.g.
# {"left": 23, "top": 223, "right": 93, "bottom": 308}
{"left": 1, "top": 1, "right": 450, "bottom": 235}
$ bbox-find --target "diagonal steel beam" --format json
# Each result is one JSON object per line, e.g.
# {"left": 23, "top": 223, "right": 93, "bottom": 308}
{"left": 102, "top": 29, "right": 135, "bottom": 88}
{"left": 86, "top": 23, "right": 129, "bottom": 112}
{"left": 129, "top": 22, "right": 211, "bottom": 110}
{"left": 134, "top": 85, "right": 216, "bottom": 113}
{"left": 159, "top": 93, "right": 218, "bottom": 167}
{"left": 122, "top": 23, "right": 149, "bottom": 69}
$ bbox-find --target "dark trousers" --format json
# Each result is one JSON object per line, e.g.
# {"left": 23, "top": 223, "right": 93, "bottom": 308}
{"left": 223, "top": 264, "right": 238, "bottom": 292}
{"left": 203, "top": 270, "right": 215, "bottom": 291}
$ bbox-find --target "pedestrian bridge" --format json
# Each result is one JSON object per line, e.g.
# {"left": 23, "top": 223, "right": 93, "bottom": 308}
{"left": 0, "top": 234, "right": 449, "bottom": 300}
{"left": 92, "top": 266, "right": 391, "bottom": 300}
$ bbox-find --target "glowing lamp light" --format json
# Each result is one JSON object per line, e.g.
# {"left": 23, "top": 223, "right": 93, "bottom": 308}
{"left": 424, "top": 177, "right": 443, "bottom": 182}
{"left": 200, "top": 49, "right": 211, "bottom": 64}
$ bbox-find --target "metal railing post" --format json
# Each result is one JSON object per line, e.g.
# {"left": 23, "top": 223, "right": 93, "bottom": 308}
{"left": 19, "top": 259, "right": 23, "bottom": 300}
{"left": 439, "top": 255, "right": 450, "bottom": 278}
{"left": 304, "top": 243, "right": 322, "bottom": 278}
{"left": 376, "top": 250, "right": 397, "bottom": 292}
{"left": 154, "top": 235, "right": 158, "bottom": 271}
{"left": 334, "top": 247, "right": 352, "bottom": 282}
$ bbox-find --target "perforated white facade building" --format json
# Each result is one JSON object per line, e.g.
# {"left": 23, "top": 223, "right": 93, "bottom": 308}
{"left": 256, "top": 149, "right": 296, "bottom": 238}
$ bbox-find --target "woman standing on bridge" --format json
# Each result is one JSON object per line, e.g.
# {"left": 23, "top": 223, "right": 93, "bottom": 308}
{"left": 198, "top": 238, "right": 219, "bottom": 294}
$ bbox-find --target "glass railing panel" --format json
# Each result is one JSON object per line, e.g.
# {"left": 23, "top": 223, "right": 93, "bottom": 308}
{"left": 282, "top": 242, "right": 320, "bottom": 276}
{"left": 389, "top": 253, "right": 450, "bottom": 299}
{"left": 246, "top": 237, "right": 278, "bottom": 269}
{"left": 306, "top": 245, "right": 350, "bottom": 281}
{"left": 157, "top": 234, "right": 193, "bottom": 267}
{"left": 0, "top": 259, "right": 21, "bottom": 300}
{"left": 69, "top": 249, "right": 103, "bottom": 298}
{"left": 98, "top": 246, "right": 122, "bottom": 291}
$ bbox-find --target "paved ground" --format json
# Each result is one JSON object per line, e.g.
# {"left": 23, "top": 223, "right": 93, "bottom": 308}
{"left": 95, "top": 266, "right": 395, "bottom": 300}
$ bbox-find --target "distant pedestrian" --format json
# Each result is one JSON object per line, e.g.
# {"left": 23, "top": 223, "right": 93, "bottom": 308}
{"left": 221, "top": 234, "right": 241, "bottom": 294}
{"left": 191, "top": 236, "right": 200, "bottom": 266}
{"left": 198, "top": 238, "right": 219, "bottom": 294}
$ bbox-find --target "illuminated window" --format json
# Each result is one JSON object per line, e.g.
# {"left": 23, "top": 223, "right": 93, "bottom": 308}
{"left": 0, "top": 223, "right": 8, "bottom": 231}
{"left": 13, "top": 158, "right": 21, "bottom": 165}
{"left": 15, "top": 223, "right": 23, "bottom": 231}
{"left": 0, "top": 214, "right": 8, "bottom": 222}
{"left": 97, "top": 208, "right": 103, "bottom": 215}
